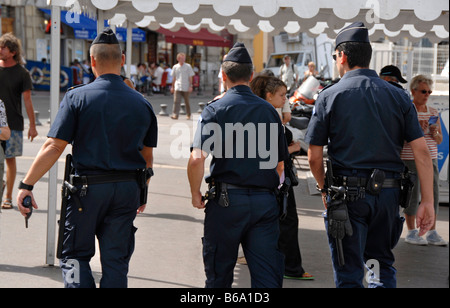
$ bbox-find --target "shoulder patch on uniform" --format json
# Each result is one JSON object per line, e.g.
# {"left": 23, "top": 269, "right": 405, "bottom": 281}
{"left": 66, "top": 84, "right": 86, "bottom": 92}
{"left": 207, "top": 98, "right": 219, "bottom": 106}
{"left": 317, "top": 83, "right": 335, "bottom": 95}
{"left": 208, "top": 92, "right": 227, "bottom": 105}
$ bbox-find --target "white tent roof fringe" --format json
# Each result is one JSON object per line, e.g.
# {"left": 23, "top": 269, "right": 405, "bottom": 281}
{"left": 43, "top": 0, "right": 449, "bottom": 42}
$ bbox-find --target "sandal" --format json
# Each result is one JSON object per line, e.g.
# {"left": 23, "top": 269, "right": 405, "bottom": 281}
{"left": 284, "top": 272, "right": 315, "bottom": 280}
{"left": 2, "top": 198, "right": 13, "bottom": 209}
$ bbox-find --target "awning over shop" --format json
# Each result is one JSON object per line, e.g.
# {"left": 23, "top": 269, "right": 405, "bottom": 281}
{"left": 157, "top": 27, "right": 233, "bottom": 48}
{"left": 44, "top": 0, "right": 448, "bottom": 44}
{"left": 40, "top": 8, "right": 146, "bottom": 42}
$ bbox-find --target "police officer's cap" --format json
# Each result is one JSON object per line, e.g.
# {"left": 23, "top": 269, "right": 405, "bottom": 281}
{"left": 91, "top": 28, "right": 119, "bottom": 45}
{"left": 335, "top": 22, "right": 370, "bottom": 48}
{"left": 224, "top": 42, "right": 252, "bottom": 64}
{"left": 380, "top": 65, "right": 407, "bottom": 83}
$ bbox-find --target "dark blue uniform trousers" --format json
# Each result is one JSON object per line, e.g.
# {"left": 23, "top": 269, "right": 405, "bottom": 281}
{"left": 325, "top": 188, "right": 404, "bottom": 288}
{"left": 202, "top": 189, "right": 284, "bottom": 288}
{"left": 59, "top": 181, "right": 140, "bottom": 288}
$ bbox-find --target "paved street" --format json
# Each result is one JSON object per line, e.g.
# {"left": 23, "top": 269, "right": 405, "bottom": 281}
{"left": 0, "top": 90, "right": 448, "bottom": 288}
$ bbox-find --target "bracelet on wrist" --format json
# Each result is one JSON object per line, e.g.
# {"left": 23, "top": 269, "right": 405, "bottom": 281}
{"left": 18, "top": 180, "right": 34, "bottom": 191}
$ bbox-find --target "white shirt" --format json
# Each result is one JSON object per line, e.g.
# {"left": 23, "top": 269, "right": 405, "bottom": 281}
{"left": 279, "top": 63, "right": 299, "bottom": 89}
{"left": 171, "top": 63, "right": 195, "bottom": 92}
{"left": 153, "top": 66, "right": 164, "bottom": 85}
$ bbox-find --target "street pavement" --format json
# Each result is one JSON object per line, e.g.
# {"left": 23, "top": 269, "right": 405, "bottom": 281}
{"left": 0, "top": 90, "right": 448, "bottom": 288}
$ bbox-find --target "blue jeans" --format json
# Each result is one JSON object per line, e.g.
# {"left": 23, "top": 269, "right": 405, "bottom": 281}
{"left": 324, "top": 188, "right": 404, "bottom": 288}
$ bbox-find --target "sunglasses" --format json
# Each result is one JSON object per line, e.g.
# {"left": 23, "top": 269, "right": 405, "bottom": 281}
{"left": 332, "top": 51, "right": 342, "bottom": 61}
{"left": 419, "top": 90, "right": 432, "bottom": 94}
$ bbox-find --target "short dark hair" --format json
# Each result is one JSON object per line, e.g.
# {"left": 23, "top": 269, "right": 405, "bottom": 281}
{"left": 222, "top": 61, "right": 253, "bottom": 83}
{"left": 336, "top": 42, "right": 372, "bottom": 69}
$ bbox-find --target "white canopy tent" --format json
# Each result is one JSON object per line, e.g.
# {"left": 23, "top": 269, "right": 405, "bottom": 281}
{"left": 42, "top": 0, "right": 448, "bottom": 265}
{"left": 53, "top": 0, "right": 449, "bottom": 42}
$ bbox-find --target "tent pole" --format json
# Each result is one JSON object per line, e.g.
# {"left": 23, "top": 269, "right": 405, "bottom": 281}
{"left": 126, "top": 22, "right": 132, "bottom": 78}
{"left": 97, "top": 9, "right": 104, "bottom": 34}
{"left": 46, "top": 4, "right": 61, "bottom": 266}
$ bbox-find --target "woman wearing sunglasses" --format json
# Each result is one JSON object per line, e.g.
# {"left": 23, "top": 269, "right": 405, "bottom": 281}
{"left": 401, "top": 74, "right": 446, "bottom": 246}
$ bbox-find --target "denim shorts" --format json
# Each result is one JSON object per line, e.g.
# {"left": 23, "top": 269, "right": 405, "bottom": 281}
{"left": 5, "top": 130, "right": 23, "bottom": 158}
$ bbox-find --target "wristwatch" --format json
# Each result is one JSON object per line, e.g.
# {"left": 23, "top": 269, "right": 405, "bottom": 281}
{"left": 18, "top": 180, "right": 34, "bottom": 191}
{"left": 316, "top": 183, "right": 327, "bottom": 193}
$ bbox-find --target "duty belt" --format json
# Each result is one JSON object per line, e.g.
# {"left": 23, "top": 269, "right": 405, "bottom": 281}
{"left": 334, "top": 175, "right": 401, "bottom": 202}
{"left": 70, "top": 171, "right": 138, "bottom": 185}
{"left": 335, "top": 176, "right": 400, "bottom": 188}
{"left": 70, "top": 171, "right": 141, "bottom": 197}
{"left": 206, "top": 182, "right": 274, "bottom": 208}
{"left": 220, "top": 183, "right": 273, "bottom": 192}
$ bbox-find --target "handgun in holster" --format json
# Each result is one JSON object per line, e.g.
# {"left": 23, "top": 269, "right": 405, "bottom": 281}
{"left": 139, "top": 168, "right": 154, "bottom": 206}
{"left": 399, "top": 167, "right": 416, "bottom": 208}
{"left": 278, "top": 177, "right": 291, "bottom": 220}
{"left": 325, "top": 160, "right": 353, "bottom": 267}
{"left": 202, "top": 182, "right": 217, "bottom": 202}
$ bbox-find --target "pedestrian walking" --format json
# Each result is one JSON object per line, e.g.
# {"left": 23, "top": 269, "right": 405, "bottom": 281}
{"left": 306, "top": 22, "right": 435, "bottom": 288}
{"left": 0, "top": 32, "right": 38, "bottom": 210}
{"left": 278, "top": 55, "right": 298, "bottom": 94}
{"left": 188, "top": 42, "right": 288, "bottom": 288}
{"left": 170, "top": 53, "right": 195, "bottom": 120}
{"left": 15, "top": 29, "right": 158, "bottom": 288}
{"left": 250, "top": 75, "right": 314, "bottom": 281}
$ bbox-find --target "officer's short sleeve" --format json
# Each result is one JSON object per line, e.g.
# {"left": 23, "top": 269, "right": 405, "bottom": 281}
{"left": 192, "top": 106, "right": 216, "bottom": 154}
{"left": 47, "top": 93, "right": 76, "bottom": 142}
{"left": 143, "top": 106, "right": 158, "bottom": 148}
{"left": 304, "top": 94, "right": 329, "bottom": 146}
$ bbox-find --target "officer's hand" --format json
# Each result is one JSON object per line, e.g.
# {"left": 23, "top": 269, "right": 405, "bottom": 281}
{"left": 321, "top": 193, "right": 327, "bottom": 209}
{"left": 192, "top": 191, "right": 205, "bottom": 209}
{"left": 16, "top": 190, "right": 38, "bottom": 217}
{"left": 137, "top": 204, "right": 146, "bottom": 214}
{"left": 416, "top": 200, "right": 435, "bottom": 236}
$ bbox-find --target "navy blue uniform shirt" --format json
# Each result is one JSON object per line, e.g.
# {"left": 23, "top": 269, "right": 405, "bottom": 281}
{"left": 48, "top": 74, "right": 158, "bottom": 172}
{"left": 193, "top": 85, "right": 288, "bottom": 189}
{"left": 305, "top": 69, "right": 423, "bottom": 173}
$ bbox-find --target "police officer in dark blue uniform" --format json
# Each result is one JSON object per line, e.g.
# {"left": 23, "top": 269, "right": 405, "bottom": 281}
{"left": 305, "top": 22, "right": 435, "bottom": 288}
{"left": 188, "top": 42, "right": 288, "bottom": 288}
{"left": 16, "top": 29, "right": 158, "bottom": 288}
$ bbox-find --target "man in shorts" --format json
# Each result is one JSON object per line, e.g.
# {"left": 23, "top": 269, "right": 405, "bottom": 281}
{"left": 0, "top": 33, "right": 38, "bottom": 209}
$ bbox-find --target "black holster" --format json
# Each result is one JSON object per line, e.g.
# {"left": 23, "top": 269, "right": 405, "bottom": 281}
{"left": 399, "top": 168, "right": 416, "bottom": 208}
{"left": 277, "top": 177, "right": 291, "bottom": 220}
{"left": 138, "top": 168, "right": 154, "bottom": 205}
